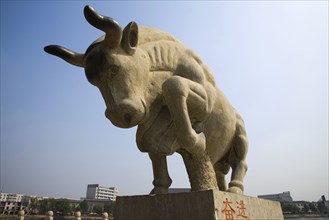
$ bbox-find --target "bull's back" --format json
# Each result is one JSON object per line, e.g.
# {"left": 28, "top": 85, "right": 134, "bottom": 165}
{"left": 138, "top": 26, "right": 181, "bottom": 45}
{"left": 139, "top": 26, "right": 216, "bottom": 86}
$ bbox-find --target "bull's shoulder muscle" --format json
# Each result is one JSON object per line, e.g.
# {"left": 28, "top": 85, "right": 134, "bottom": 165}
{"left": 138, "top": 26, "right": 216, "bottom": 86}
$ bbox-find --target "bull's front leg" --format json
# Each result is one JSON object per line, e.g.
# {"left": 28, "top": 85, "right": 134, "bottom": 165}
{"left": 149, "top": 152, "right": 172, "bottom": 194}
{"left": 162, "top": 75, "right": 209, "bottom": 155}
{"left": 162, "top": 75, "right": 218, "bottom": 191}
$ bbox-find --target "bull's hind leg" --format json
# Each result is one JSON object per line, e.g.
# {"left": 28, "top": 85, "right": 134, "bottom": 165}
{"left": 227, "top": 114, "right": 248, "bottom": 194}
{"left": 162, "top": 75, "right": 209, "bottom": 155}
{"left": 149, "top": 152, "right": 172, "bottom": 194}
{"left": 214, "top": 161, "right": 230, "bottom": 191}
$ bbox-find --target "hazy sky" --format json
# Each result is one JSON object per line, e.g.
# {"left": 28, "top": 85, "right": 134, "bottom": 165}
{"left": 1, "top": 1, "right": 328, "bottom": 202}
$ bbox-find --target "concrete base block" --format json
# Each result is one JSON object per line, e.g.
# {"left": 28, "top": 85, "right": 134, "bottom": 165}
{"left": 114, "top": 189, "right": 283, "bottom": 220}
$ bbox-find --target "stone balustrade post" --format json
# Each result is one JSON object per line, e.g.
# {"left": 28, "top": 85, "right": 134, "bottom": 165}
{"left": 18, "top": 210, "right": 25, "bottom": 220}
{"left": 75, "top": 211, "right": 81, "bottom": 220}
{"left": 47, "top": 210, "right": 54, "bottom": 220}
{"left": 102, "top": 212, "right": 109, "bottom": 220}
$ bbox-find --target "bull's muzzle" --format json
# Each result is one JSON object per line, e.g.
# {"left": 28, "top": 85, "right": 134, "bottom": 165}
{"left": 105, "top": 99, "right": 145, "bottom": 128}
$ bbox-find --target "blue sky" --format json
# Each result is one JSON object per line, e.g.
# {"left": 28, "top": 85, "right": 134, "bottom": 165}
{"left": 1, "top": 1, "right": 328, "bottom": 202}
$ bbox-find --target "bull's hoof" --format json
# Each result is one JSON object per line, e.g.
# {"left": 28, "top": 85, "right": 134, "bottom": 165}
{"left": 150, "top": 187, "right": 168, "bottom": 194}
{"left": 227, "top": 186, "right": 243, "bottom": 194}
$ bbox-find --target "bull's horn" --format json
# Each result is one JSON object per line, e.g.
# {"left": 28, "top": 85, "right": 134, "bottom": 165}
{"left": 44, "top": 45, "right": 84, "bottom": 67}
{"left": 122, "top": 22, "right": 138, "bottom": 55}
{"left": 84, "top": 5, "right": 122, "bottom": 49}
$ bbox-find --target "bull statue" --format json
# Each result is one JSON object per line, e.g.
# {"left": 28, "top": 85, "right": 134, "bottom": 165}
{"left": 44, "top": 5, "right": 248, "bottom": 194}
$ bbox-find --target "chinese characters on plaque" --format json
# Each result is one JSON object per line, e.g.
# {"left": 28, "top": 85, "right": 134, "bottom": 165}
{"left": 221, "top": 198, "right": 248, "bottom": 220}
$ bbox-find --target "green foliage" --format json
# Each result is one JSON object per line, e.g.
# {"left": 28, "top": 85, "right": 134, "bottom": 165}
{"left": 38, "top": 199, "right": 55, "bottom": 214}
{"left": 302, "top": 204, "right": 310, "bottom": 212}
{"left": 28, "top": 198, "right": 116, "bottom": 216}
{"left": 55, "top": 199, "right": 72, "bottom": 214}
{"left": 281, "top": 202, "right": 299, "bottom": 214}
{"left": 104, "top": 201, "right": 115, "bottom": 215}
{"left": 37, "top": 199, "right": 71, "bottom": 215}
{"left": 29, "top": 198, "right": 40, "bottom": 214}
{"left": 309, "top": 203, "right": 317, "bottom": 212}
{"left": 317, "top": 202, "right": 328, "bottom": 213}
{"left": 281, "top": 201, "right": 328, "bottom": 214}
{"left": 93, "top": 205, "right": 103, "bottom": 215}
{"left": 48, "top": 199, "right": 57, "bottom": 211}
{"left": 79, "top": 200, "right": 89, "bottom": 214}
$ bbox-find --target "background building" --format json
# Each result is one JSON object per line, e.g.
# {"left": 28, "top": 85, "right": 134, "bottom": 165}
{"left": 0, "top": 193, "right": 31, "bottom": 215}
{"left": 258, "top": 191, "right": 293, "bottom": 202}
{"left": 86, "top": 184, "right": 119, "bottom": 201}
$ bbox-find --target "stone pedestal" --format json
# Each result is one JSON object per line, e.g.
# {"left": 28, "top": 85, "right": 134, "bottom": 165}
{"left": 114, "top": 190, "right": 283, "bottom": 220}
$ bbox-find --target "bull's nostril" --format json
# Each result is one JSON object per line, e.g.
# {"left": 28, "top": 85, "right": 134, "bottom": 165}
{"left": 124, "top": 113, "right": 132, "bottom": 124}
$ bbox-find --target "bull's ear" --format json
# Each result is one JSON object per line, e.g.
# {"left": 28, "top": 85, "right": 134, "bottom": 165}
{"left": 121, "top": 22, "right": 138, "bottom": 55}
{"left": 44, "top": 45, "right": 84, "bottom": 67}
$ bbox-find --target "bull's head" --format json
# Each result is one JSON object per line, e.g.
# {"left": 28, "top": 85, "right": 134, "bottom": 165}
{"left": 45, "top": 6, "right": 149, "bottom": 128}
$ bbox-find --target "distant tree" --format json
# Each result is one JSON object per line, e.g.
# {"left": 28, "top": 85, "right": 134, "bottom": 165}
{"left": 73, "top": 203, "right": 80, "bottom": 212}
{"left": 93, "top": 205, "right": 103, "bottom": 215}
{"left": 281, "top": 203, "right": 291, "bottom": 213}
{"left": 48, "top": 199, "right": 57, "bottom": 212}
{"left": 104, "top": 201, "right": 115, "bottom": 215}
{"left": 303, "top": 204, "right": 310, "bottom": 213}
{"left": 55, "top": 199, "right": 72, "bottom": 215}
{"left": 292, "top": 204, "right": 300, "bottom": 214}
{"left": 317, "top": 202, "right": 328, "bottom": 214}
{"left": 79, "top": 200, "right": 89, "bottom": 214}
{"left": 281, "top": 203, "right": 299, "bottom": 214}
{"left": 39, "top": 200, "right": 47, "bottom": 214}
{"left": 309, "top": 203, "right": 317, "bottom": 212}
{"left": 29, "top": 198, "right": 40, "bottom": 214}
{"left": 39, "top": 199, "right": 54, "bottom": 214}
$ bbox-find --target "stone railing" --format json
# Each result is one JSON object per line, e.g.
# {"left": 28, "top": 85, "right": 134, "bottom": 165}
{"left": 17, "top": 210, "right": 110, "bottom": 220}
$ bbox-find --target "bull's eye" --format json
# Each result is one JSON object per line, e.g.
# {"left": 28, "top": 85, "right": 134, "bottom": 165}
{"left": 109, "top": 65, "right": 119, "bottom": 76}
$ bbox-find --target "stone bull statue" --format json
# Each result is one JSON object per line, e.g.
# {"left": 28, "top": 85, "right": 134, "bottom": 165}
{"left": 44, "top": 5, "right": 248, "bottom": 194}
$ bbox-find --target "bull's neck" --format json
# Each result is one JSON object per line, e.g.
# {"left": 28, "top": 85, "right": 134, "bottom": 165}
{"left": 138, "top": 70, "right": 172, "bottom": 128}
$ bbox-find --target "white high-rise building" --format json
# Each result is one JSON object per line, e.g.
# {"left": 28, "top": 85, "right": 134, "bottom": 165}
{"left": 0, "top": 193, "right": 35, "bottom": 215}
{"left": 86, "top": 184, "right": 119, "bottom": 201}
